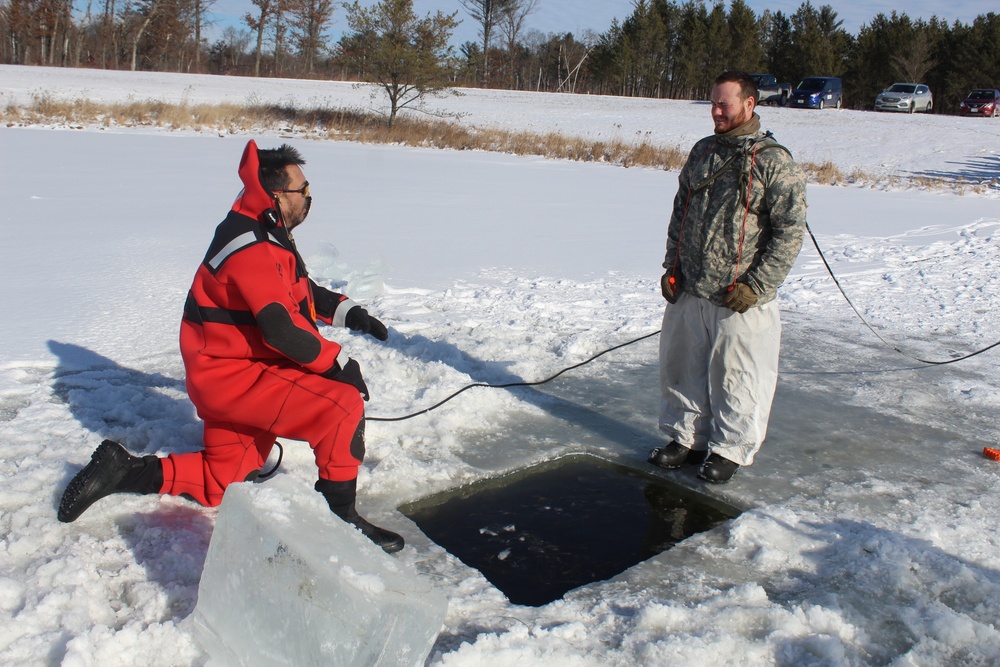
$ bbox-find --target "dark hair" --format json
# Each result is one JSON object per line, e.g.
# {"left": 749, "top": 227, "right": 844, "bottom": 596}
{"left": 258, "top": 144, "right": 306, "bottom": 193}
{"left": 714, "top": 70, "right": 758, "bottom": 104}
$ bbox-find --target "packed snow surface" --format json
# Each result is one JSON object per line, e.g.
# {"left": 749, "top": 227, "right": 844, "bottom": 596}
{"left": 1, "top": 65, "right": 999, "bottom": 666}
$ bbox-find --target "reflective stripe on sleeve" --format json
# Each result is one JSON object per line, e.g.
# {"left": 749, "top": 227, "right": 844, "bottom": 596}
{"left": 333, "top": 298, "right": 358, "bottom": 328}
{"left": 336, "top": 349, "right": 350, "bottom": 371}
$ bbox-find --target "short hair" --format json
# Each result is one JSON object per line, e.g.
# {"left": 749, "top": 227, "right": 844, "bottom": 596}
{"left": 258, "top": 144, "right": 306, "bottom": 193}
{"left": 714, "top": 70, "right": 757, "bottom": 105}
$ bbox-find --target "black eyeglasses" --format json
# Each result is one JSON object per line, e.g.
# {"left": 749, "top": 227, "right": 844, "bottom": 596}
{"left": 275, "top": 181, "right": 310, "bottom": 197}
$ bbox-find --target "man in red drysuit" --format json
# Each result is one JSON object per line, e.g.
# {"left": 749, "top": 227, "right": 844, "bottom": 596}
{"left": 58, "top": 140, "right": 404, "bottom": 553}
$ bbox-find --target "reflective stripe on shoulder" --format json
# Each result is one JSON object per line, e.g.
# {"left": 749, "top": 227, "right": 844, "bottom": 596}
{"left": 207, "top": 231, "right": 282, "bottom": 270}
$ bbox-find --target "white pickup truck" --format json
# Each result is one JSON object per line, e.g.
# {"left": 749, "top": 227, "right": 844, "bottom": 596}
{"left": 750, "top": 74, "right": 792, "bottom": 106}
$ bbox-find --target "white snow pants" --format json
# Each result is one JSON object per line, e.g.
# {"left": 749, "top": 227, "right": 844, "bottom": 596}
{"left": 658, "top": 292, "right": 781, "bottom": 466}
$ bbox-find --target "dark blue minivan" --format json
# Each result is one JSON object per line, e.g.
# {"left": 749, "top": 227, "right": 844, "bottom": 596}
{"left": 790, "top": 77, "right": 843, "bottom": 109}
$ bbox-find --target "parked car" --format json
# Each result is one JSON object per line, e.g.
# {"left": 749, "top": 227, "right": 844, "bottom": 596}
{"left": 790, "top": 77, "right": 843, "bottom": 109}
{"left": 959, "top": 89, "right": 1000, "bottom": 117}
{"left": 874, "top": 83, "right": 933, "bottom": 113}
{"left": 749, "top": 74, "right": 791, "bottom": 106}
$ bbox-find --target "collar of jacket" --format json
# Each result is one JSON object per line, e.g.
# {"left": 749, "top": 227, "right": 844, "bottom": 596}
{"left": 692, "top": 114, "right": 768, "bottom": 193}
{"left": 715, "top": 113, "right": 761, "bottom": 143}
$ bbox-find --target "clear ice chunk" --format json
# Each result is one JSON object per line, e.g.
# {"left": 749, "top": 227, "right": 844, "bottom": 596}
{"left": 192, "top": 475, "right": 447, "bottom": 667}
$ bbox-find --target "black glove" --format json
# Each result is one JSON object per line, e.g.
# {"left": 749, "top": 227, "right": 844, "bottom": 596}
{"left": 660, "top": 273, "right": 679, "bottom": 304}
{"left": 721, "top": 282, "right": 758, "bottom": 314}
{"left": 323, "top": 357, "right": 370, "bottom": 401}
{"left": 345, "top": 306, "right": 389, "bottom": 341}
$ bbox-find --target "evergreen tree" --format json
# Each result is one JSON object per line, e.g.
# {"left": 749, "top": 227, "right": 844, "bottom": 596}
{"left": 627, "top": 0, "right": 667, "bottom": 97}
{"left": 727, "top": 0, "right": 762, "bottom": 73}
{"left": 760, "top": 10, "right": 796, "bottom": 83}
{"left": 919, "top": 17, "right": 958, "bottom": 112}
{"left": 342, "top": 0, "right": 458, "bottom": 126}
{"left": 847, "top": 12, "right": 916, "bottom": 108}
{"left": 703, "top": 1, "right": 728, "bottom": 79}
{"left": 650, "top": 0, "right": 682, "bottom": 98}
{"left": 963, "top": 13, "right": 1000, "bottom": 89}
{"left": 675, "top": 0, "right": 710, "bottom": 99}
{"left": 788, "top": 1, "right": 852, "bottom": 82}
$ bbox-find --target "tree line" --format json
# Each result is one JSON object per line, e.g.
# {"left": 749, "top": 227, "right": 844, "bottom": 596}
{"left": 2, "top": 0, "right": 999, "bottom": 114}
{"left": 588, "top": 1, "right": 1000, "bottom": 114}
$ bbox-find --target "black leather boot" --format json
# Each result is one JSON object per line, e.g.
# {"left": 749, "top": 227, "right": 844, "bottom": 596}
{"left": 648, "top": 441, "right": 706, "bottom": 469}
{"left": 315, "top": 478, "right": 404, "bottom": 554}
{"left": 698, "top": 453, "right": 740, "bottom": 483}
{"left": 58, "top": 440, "right": 163, "bottom": 522}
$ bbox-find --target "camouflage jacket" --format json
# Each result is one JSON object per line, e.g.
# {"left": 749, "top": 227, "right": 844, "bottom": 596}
{"left": 663, "top": 115, "right": 806, "bottom": 307}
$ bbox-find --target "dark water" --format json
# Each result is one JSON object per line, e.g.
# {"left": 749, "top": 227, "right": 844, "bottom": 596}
{"left": 400, "top": 454, "right": 740, "bottom": 607}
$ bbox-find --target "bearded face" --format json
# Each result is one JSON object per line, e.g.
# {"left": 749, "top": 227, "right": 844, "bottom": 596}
{"left": 710, "top": 81, "right": 755, "bottom": 134}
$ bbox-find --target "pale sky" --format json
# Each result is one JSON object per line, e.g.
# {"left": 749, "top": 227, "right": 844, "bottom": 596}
{"left": 206, "top": 0, "right": 997, "bottom": 45}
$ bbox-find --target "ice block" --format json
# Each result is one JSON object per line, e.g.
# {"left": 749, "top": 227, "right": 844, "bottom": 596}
{"left": 192, "top": 475, "right": 447, "bottom": 666}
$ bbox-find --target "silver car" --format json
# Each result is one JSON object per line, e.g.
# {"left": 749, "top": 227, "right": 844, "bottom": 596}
{"left": 875, "top": 83, "right": 933, "bottom": 113}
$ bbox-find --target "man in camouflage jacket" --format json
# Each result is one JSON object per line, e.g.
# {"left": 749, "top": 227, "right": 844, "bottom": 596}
{"left": 649, "top": 70, "right": 807, "bottom": 483}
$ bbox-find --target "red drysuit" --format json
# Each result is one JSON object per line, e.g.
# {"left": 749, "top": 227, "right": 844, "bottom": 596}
{"left": 160, "top": 140, "right": 366, "bottom": 506}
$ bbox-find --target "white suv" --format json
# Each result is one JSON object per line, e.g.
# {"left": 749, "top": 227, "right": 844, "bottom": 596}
{"left": 875, "top": 83, "right": 933, "bottom": 113}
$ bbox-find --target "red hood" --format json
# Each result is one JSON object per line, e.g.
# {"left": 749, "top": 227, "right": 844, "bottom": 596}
{"left": 231, "top": 140, "right": 280, "bottom": 224}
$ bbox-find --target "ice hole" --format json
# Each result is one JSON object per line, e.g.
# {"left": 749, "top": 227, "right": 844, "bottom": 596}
{"left": 400, "top": 454, "right": 741, "bottom": 607}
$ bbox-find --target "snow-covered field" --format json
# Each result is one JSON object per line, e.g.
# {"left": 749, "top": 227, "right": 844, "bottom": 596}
{"left": 1, "top": 64, "right": 999, "bottom": 665}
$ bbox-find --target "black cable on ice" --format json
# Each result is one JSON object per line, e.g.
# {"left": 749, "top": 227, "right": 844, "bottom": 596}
{"left": 366, "top": 330, "right": 661, "bottom": 422}
{"left": 805, "top": 221, "right": 1000, "bottom": 366}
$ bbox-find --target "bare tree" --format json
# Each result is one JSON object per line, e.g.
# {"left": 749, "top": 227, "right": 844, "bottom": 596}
{"left": 458, "top": 0, "right": 501, "bottom": 85}
{"left": 99, "top": 0, "right": 121, "bottom": 68}
{"left": 495, "top": 0, "right": 537, "bottom": 88}
{"left": 122, "top": 0, "right": 161, "bottom": 71}
{"left": 244, "top": 0, "right": 274, "bottom": 76}
{"left": 210, "top": 25, "right": 251, "bottom": 72}
{"left": 4, "top": 0, "right": 38, "bottom": 64}
{"left": 190, "top": 0, "right": 214, "bottom": 71}
{"left": 557, "top": 34, "right": 595, "bottom": 94}
{"left": 289, "top": 0, "right": 333, "bottom": 75}
{"left": 270, "top": 0, "right": 291, "bottom": 75}
{"left": 891, "top": 31, "right": 936, "bottom": 83}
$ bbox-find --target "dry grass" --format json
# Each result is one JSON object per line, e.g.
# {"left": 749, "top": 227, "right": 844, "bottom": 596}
{"left": 4, "top": 95, "right": 979, "bottom": 192}
{"left": 803, "top": 160, "right": 846, "bottom": 185}
{"left": 3, "top": 96, "right": 687, "bottom": 170}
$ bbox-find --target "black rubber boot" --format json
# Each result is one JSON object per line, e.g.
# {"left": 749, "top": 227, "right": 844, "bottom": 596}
{"left": 698, "top": 453, "right": 740, "bottom": 484}
{"left": 648, "top": 441, "right": 706, "bottom": 469}
{"left": 315, "top": 478, "right": 404, "bottom": 554}
{"left": 58, "top": 440, "right": 164, "bottom": 522}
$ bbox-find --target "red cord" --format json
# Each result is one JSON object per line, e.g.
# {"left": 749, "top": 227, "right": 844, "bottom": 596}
{"left": 730, "top": 142, "right": 759, "bottom": 291}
